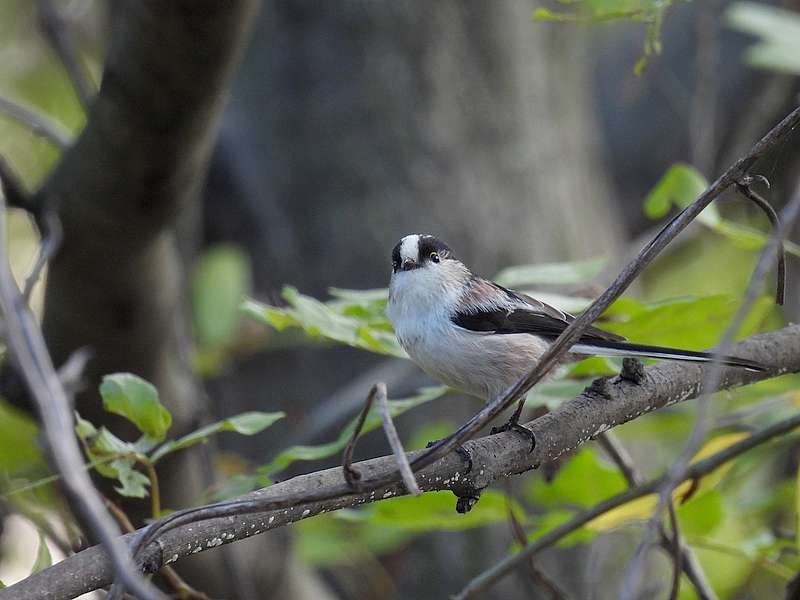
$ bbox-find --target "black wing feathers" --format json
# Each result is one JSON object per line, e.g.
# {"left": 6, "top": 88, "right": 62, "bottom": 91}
{"left": 451, "top": 278, "right": 623, "bottom": 343}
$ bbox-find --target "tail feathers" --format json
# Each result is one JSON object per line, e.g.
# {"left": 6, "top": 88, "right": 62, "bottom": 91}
{"left": 571, "top": 340, "right": 767, "bottom": 372}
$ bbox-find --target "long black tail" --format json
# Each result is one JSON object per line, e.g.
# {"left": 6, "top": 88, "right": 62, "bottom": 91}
{"left": 571, "top": 340, "right": 767, "bottom": 372}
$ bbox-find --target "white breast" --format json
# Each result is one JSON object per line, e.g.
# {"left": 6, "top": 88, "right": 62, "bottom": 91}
{"left": 386, "top": 267, "right": 549, "bottom": 399}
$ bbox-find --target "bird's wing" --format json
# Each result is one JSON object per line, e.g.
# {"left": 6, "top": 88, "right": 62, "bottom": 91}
{"left": 451, "top": 277, "right": 624, "bottom": 343}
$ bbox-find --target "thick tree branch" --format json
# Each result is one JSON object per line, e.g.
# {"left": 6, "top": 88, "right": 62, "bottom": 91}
{"left": 5, "top": 325, "right": 799, "bottom": 600}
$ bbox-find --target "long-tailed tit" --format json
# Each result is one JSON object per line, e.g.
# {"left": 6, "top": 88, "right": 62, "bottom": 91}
{"left": 386, "top": 234, "right": 766, "bottom": 400}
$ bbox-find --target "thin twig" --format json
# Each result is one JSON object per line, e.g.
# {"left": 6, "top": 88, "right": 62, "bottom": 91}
{"left": 735, "top": 178, "right": 785, "bottom": 305}
{"left": 375, "top": 382, "right": 420, "bottom": 496}
{"left": 341, "top": 385, "right": 377, "bottom": 489}
{"left": 596, "top": 432, "right": 637, "bottom": 487}
{"left": 505, "top": 481, "right": 568, "bottom": 600}
{"left": 621, "top": 182, "right": 800, "bottom": 599}
{"left": 55, "top": 347, "right": 92, "bottom": 398}
{"left": 23, "top": 210, "right": 61, "bottom": 302}
{"left": 36, "top": 0, "right": 94, "bottom": 109}
{"left": 454, "top": 413, "right": 800, "bottom": 599}
{"left": 0, "top": 198, "right": 165, "bottom": 600}
{"left": 666, "top": 501, "right": 682, "bottom": 600}
{"left": 143, "top": 462, "right": 161, "bottom": 521}
{"left": 341, "top": 383, "right": 420, "bottom": 495}
{"left": 0, "top": 97, "right": 70, "bottom": 149}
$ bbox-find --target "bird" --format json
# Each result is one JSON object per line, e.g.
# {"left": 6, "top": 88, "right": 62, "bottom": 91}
{"left": 385, "top": 233, "right": 766, "bottom": 401}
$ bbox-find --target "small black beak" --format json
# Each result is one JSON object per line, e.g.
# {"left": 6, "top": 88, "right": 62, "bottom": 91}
{"left": 402, "top": 258, "right": 418, "bottom": 271}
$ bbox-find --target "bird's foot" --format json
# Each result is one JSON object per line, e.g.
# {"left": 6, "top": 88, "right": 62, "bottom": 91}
{"left": 491, "top": 420, "right": 536, "bottom": 453}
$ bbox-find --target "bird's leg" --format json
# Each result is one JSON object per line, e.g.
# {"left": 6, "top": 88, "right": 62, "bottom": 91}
{"left": 491, "top": 399, "right": 536, "bottom": 452}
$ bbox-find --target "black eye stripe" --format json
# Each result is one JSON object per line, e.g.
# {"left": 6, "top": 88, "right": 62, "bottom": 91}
{"left": 391, "top": 241, "right": 402, "bottom": 271}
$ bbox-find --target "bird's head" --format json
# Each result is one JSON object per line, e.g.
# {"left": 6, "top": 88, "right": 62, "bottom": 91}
{"left": 388, "top": 234, "right": 469, "bottom": 307}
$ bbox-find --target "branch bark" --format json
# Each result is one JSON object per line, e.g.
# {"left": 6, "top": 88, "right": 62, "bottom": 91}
{"left": 5, "top": 325, "right": 799, "bottom": 600}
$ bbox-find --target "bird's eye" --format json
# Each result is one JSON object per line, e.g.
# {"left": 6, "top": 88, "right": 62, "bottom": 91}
{"left": 430, "top": 252, "right": 440, "bottom": 263}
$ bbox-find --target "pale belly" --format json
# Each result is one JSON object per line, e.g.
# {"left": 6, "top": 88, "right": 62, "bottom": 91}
{"left": 396, "top": 321, "right": 550, "bottom": 400}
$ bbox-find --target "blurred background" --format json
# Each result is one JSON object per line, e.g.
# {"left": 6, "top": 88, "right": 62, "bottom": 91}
{"left": 1, "top": 1, "right": 800, "bottom": 599}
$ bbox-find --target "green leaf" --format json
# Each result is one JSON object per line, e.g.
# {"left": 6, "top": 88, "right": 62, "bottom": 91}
{"left": 261, "top": 386, "right": 447, "bottom": 476}
{"left": 92, "top": 427, "right": 136, "bottom": 456}
{"left": 74, "top": 411, "right": 97, "bottom": 440}
{"left": 348, "top": 490, "right": 523, "bottom": 532}
{"left": 726, "top": 2, "right": 800, "bottom": 74}
{"left": 0, "top": 579, "right": 5, "bottom": 588}
{"left": 192, "top": 244, "right": 252, "bottom": 349}
{"left": 100, "top": 373, "right": 172, "bottom": 441}
{"left": 31, "top": 531, "right": 52, "bottom": 574}
{"left": 494, "top": 257, "right": 608, "bottom": 288}
{"left": 533, "top": 0, "right": 673, "bottom": 74}
{"left": 527, "top": 447, "right": 627, "bottom": 508}
{"left": 600, "top": 294, "right": 774, "bottom": 350}
{"left": 677, "top": 490, "right": 724, "bottom": 537}
{"left": 150, "top": 411, "right": 285, "bottom": 463}
{"left": 76, "top": 423, "right": 151, "bottom": 498}
{"left": 644, "top": 163, "right": 708, "bottom": 218}
{"left": 109, "top": 458, "right": 150, "bottom": 498}
{"left": 242, "top": 286, "right": 405, "bottom": 357}
{"left": 0, "top": 398, "right": 44, "bottom": 473}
